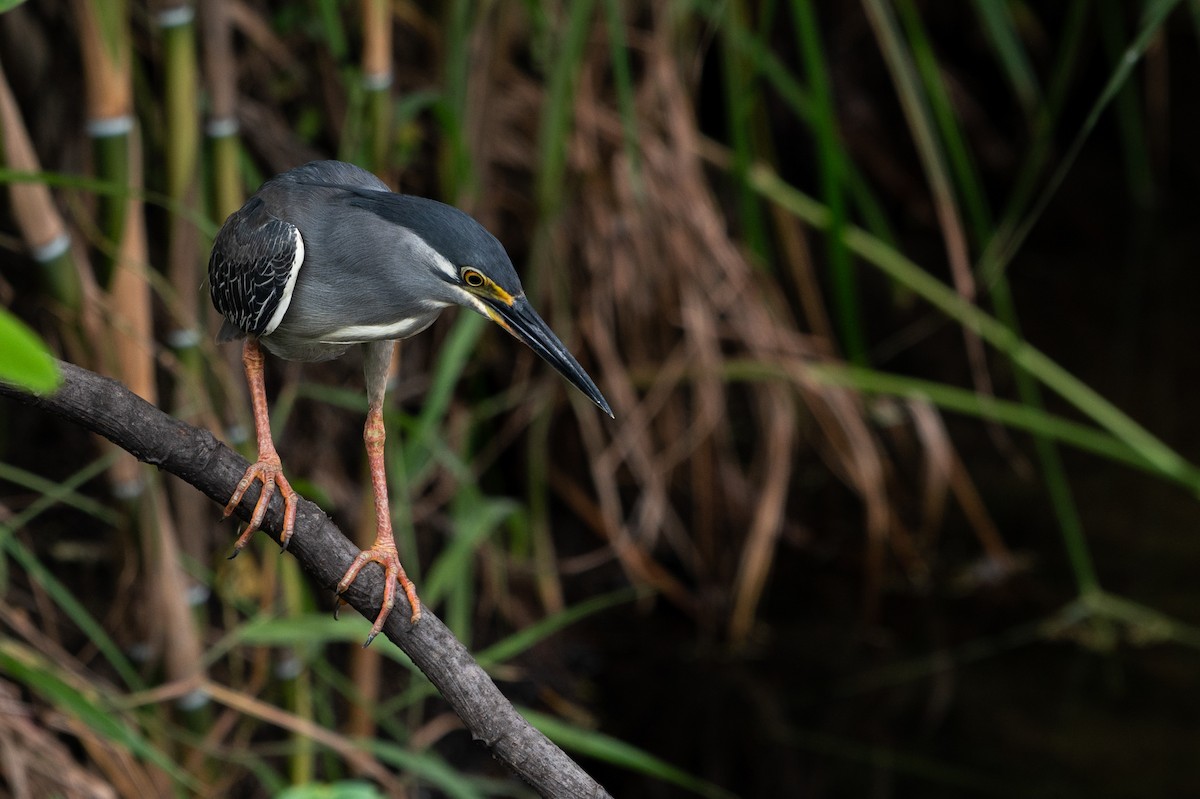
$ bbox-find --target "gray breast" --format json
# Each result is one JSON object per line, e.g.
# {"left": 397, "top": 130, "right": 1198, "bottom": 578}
{"left": 260, "top": 196, "right": 452, "bottom": 361}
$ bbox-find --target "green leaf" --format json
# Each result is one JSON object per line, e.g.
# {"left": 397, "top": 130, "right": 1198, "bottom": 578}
{"left": 277, "top": 781, "right": 385, "bottom": 799}
{"left": 363, "top": 741, "right": 487, "bottom": 799}
{"left": 0, "top": 641, "right": 197, "bottom": 790}
{"left": 523, "top": 708, "right": 738, "bottom": 799}
{"left": 219, "top": 614, "right": 419, "bottom": 669}
{"left": 0, "top": 0, "right": 31, "bottom": 12}
{"left": 421, "top": 495, "right": 518, "bottom": 608}
{"left": 0, "top": 308, "right": 59, "bottom": 393}
{"left": 477, "top": 587, "right": 638, "bottom": 667}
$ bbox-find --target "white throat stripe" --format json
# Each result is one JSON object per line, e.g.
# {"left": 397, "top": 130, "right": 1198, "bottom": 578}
{"left": 320, "top": 316, "right": 438, "bottom": 343}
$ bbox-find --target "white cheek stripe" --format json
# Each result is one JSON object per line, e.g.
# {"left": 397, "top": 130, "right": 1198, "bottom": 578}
{"left": 405, "top": 227, "right": 458, "bottom": 280}
{"left": 434, "top": 249, "right": 458, "bottom": 280}
{"left": 263, "top": 228, "right": 304, "bottom": 336}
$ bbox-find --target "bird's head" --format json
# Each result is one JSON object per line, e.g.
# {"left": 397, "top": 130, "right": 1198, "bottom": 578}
{"left": 349, "top": 191, "right": 613, "bottom": 418}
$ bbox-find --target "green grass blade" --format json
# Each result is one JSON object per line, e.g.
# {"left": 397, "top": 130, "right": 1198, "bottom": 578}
{"left": 878, "top": 0, "right": 1098, "bottom": 594}
{"left": 523, "top": 709, "right": 738, "bottom": 799}
{"left": 602, "top": 0, "right": 642, "bottom": 191}
{"left": 536, "top": 0, "right": 597, "bottom": 212}
{"left": 218, "top": 614, "right": 418, "bottom": 670}
{"left": 278, "top": 782, "right": 386, "bottom": 799}
{"left": 0, "top": 167, "right": 217, "bottom": 236}
{"left": 0, "top": 461, "right": 120, "bottom": 524}
{"left": 3, "top": 533, "right": 147, "bottom": 687}
{"left": 0, "top": 640, "right": 195, "bottom": 789}
{"left": 364, "top": 740, "right": 487, "bottom": 799}
{"left": 1097, "top": 0, "right": 1154, "bottom": 205}
{"left": 476, "top": 587, "right": 638, "bottom": 666}
{"left": 439, "top": 0, "right": 475, "bottom": 196}
{"left": 0, "top": 453, "right": 143, "bottom": 689}
{"left": 694, "top": 0, "right": 895, "bottom": 244}
{"left": 896, "top": 0, "right": 994, "bottom": 246}
{"left": 312, "top": 0, "right": 347, "bottom": 61}
{"left": 719, "top": 0, "right": 770, "bottom": 260}
{"left": 745, "top": 163, "right": 1197, "bottom": 487}
{"left": 984, "top": 0, "right": 1180, "bottom": 280}
{"left": 784, "top": 728, "right": 1007, "bottom": 795}
{"left": 984, "top": 0, "right": 1087, "bottom": 280}
{"left": 986, "top": 276, "right": 1097, "bottom": 594}
{"left": 422, "top": 494, "right": 519, "bottom": 615}
{"left": 791, "top": 0, "right": 864, "bottom": 362}
{"left": 1080, "top": 591, "right": 1200, "bottom": 650}
{"left": 406, "top": 312, "right": 486, "bottom": 477}
{"left": 801, "top": 363, "right": 1185, "bottom": 479}
{"left": 970, "top": 0, "right": 1042, "bottom": 116}
{"left": 862, "top": 0, "right": 954, "bottom": 204}
{"left": 944, "top": 0, "right": 1098, "bottom": 596}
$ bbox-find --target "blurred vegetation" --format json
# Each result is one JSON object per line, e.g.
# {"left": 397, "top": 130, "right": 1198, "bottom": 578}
{"left": 2, "top": 1, "right": 1200, "bottom": 797}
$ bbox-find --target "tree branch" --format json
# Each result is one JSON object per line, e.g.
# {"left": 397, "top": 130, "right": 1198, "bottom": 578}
{"left": 0, "top": 360, "right": 612, "bottom": 799}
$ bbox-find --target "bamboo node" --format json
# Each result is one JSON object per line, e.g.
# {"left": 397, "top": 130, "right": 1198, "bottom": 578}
{"left": 86, "top": 115, "right": 134, "bottom": 138}
{"left": 363, "top": 70, "right": 393, "bottom": 91}
{"left": 167, "top": 328, "right": 202, "bottom": 349}
{"left": 30, "top": 232, "right": 70, "bottom": 263}
{"left": 206, "top": 117, "right": 239, "bottom": 138}
{"left": 112, "top": 474, "right": 145, "bottom": 499}
{"left": 157, "top": 5, "right": 195, "bottom": 28}
{"left": 177, "top": 688, "right": 210, "bottom": 711}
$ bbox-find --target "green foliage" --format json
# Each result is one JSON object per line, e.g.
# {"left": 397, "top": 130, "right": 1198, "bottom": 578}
{"left": 277, "top": 783, "right": 385, "bottom": 799}
{"left": 0, "top": 641, "right": 196, "bottom": 790}
{"left": 0, "top": 309, "right": 59, "bottom": 393}
{"left": 526, "top": 709, "right": 738, "bottom": 799}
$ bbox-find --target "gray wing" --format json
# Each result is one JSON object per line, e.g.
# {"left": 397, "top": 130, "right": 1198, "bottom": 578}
{"left": 208, "top": 196, "right": 303, "bottom": 341}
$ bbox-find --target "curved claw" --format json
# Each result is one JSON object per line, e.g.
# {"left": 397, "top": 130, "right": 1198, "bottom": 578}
{"left": 224, "top": 455, "right": 299, "bottom": 555}
{"left": 336, "top": 543, "right": 421, "bottom": 646}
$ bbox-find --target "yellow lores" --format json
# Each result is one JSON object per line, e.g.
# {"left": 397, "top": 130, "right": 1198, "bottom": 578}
{"left": 461, "top": 266, "right": 519, "bottom": 333}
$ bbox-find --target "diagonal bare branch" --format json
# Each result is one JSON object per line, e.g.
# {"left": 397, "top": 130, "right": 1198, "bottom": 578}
{"left": 0, "top": 359, "right": 612, "bottom": 799}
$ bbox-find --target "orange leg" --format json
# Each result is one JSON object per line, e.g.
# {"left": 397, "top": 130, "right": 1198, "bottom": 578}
{"left": 336, "top": 403, "right": 422, "bottom": 645}
{"left": 225, "top": 339, "right": 299, "bottom": 554}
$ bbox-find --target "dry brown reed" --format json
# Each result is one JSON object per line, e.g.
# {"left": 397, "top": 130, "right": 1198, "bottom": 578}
{"left": 465, "top": 8, "right": 890, "bottom": 637}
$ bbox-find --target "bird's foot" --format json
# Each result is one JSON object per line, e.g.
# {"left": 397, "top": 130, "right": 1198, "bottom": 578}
{"left": 224, "top": 453, "right": 299, "bottom": 555}
{"left": 335, "top": 542, "right": 421, "bottom": 647}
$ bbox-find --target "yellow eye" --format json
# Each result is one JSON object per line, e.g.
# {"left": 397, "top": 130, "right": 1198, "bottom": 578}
{"left": 462, "top": 268, "right": 485, "bottom": 288}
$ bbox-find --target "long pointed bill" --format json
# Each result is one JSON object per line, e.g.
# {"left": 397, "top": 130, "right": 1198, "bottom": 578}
{"left": 485, "top": 296, "right": 613, "bottom": 418}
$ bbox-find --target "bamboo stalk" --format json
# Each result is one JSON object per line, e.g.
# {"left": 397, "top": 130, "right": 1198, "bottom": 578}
{"left": 198, "top": 0, "right": 253, "bottom": 461}
{"left": 199, "top": 0, "right": 242, "bottom": 220}
{"left": 73, "top": 0, "right": 150, "bottom": 487}
{"left": 74, "top": 0, "right": 133, "bottom": 287}
{"left": 345, "top": 483, "right": 383, "bottom": 745}
{"left": 362, "top": 0, "right": 392, "bottom": 173}
{"left": 279, "top": 556, "right": 316, "bottom": 784}
{"left": 76, "top": 0, "right": 211, "bottom": 738}
{"left": 156, "top": 3, "right": 215, "bottom": 739}
{"left": 158, "top": 0, "right": 215, "bottom": 584}
{"left": 0, "top": 59, "right": 79, "bottom": 308}
{"left": 159, "top": 0, "right": 202, "bottom": 352}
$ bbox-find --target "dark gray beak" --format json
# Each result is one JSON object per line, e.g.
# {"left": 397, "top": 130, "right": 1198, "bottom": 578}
{"left": 487, "top": 296, "right": 613, "bottom": 418}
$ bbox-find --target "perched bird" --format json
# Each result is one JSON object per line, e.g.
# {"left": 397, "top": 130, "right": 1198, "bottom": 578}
{"left": 209, "top": 160, "right": 611, "bottom": 645}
